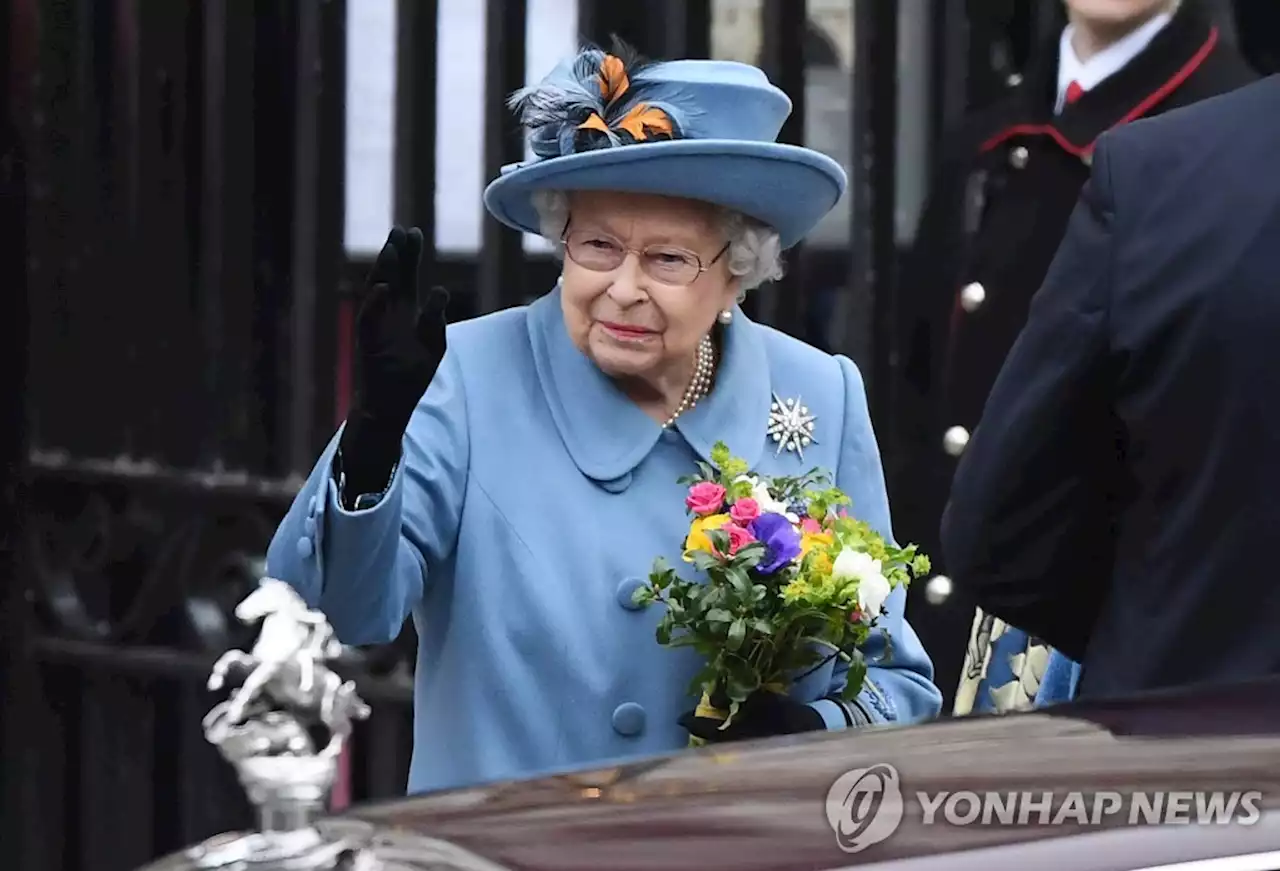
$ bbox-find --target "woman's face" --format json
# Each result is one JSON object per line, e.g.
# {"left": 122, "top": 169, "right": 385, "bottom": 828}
{"left": 559, "top": 190, "right": 740, "bottom": 384}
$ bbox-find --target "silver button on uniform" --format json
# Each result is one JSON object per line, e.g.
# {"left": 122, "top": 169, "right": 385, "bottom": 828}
{"left": 925, "top": 575, "right": 953, "bottom": 605}
{"left": 959, "top": 282, "right": 986, "bottom": 313}
{"left": 942, "top": 426, "right": 970, "bottom": 457}
{"left": 1009, "top": 146, "right": 1029, "bottom": 169}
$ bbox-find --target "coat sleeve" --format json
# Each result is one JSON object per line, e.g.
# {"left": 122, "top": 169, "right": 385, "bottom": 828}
{"left": 265, "top": 350, "right": 470, "bottom": 646}
{"left": 808, "top": 355, "right": 945, "bottom": 729}
{"left": 940, "top": 132, "right": 1125, "bottom": 661}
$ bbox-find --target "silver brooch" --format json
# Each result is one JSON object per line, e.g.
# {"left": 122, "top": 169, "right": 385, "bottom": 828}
{"left": 767, "top": 392, "right": 817, "bottom": 460}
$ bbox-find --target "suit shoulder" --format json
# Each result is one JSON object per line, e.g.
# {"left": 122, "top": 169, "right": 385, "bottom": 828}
{"left": 1104, "top": 74, "right": 1277, "bottom": 157}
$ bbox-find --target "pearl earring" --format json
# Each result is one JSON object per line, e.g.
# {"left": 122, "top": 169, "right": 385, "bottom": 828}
{"left": 555, "top": 274, "right": 564, "bottom": 287}
{"left": 717, "top": 309, "right": 733, "bottom": 325}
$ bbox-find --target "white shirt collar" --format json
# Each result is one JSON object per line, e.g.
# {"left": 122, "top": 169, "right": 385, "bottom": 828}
{"left": 1056, "top": 11, "right": 1175, "bottom": 113}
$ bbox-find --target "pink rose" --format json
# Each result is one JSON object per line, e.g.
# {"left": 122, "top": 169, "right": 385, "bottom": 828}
{"left": 848, "top": 608, "right": 864, "bottom": 623}
{"left": 729, "top": 497, "right": 760, "bottom": 525}
{"left": 719, "top": 522, "right": 756, "bottom": 555}
{"left": 685, "top": 482, "right": 726, "bottom": 516}
{"left": 800, "top": 517, "right": 823, "bottom": 535}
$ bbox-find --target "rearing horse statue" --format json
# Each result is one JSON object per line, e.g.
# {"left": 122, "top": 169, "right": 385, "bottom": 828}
{"left": 205, "top": 578, "right": 369, "bottom": 759}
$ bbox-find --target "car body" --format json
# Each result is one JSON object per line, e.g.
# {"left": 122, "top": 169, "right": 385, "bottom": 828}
{"left": 140, "top": 674, "right": 1280, "bottom": 870}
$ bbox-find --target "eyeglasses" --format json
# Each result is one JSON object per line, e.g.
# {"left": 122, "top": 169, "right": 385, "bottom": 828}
{"left": 562, "top": 227, "right": 729, "bottom": 287}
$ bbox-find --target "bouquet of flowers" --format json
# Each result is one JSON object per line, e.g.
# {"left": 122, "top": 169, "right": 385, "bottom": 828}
{"left": 633, "top": 442, "right": 931, "bottom": 742}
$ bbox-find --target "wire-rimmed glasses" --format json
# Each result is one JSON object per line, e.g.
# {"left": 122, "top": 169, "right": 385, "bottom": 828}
{"left": 562, "top": 227, "right": 729, "bottom": 286}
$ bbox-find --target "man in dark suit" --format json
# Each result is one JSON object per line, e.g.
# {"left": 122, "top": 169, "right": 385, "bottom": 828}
{"left": 941, "top": 73, "right": 1280, "bottom": 701}
{"left": 892, "top": 0, "right": 1256, "bottom": 713}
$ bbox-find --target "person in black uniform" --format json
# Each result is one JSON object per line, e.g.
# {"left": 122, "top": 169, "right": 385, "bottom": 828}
{"left": 891, "top": 0, "right": 1256, "bottom": 714}
{"left": 943, "top": 71, "right": 1280, "bottom": 706}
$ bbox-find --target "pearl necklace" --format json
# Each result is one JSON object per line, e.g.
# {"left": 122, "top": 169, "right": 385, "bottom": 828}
{"left": 663, "top": 335, "right": 716, "bottom": 429}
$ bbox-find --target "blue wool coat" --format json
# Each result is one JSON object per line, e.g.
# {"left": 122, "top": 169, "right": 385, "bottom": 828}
{"left": 266, "top": 288, "right": 943, "bottom": 794}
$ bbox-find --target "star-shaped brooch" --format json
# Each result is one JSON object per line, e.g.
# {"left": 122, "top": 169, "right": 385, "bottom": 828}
{"left": 767, "top": 393, "right": 818, "bottom": 460}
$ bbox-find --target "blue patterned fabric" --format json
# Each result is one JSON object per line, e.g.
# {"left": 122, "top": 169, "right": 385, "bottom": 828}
{"left": 954, "top": 608, "right": 1077, "bottom": 715}
{"left": 1035, "top": 650, "right": 1082, "bottom": 706}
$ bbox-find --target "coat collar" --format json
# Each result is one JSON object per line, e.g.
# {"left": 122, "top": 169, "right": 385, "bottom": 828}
{"left": 1055, "top": 11, "right": 1173, "bottom": 112}
{"left": 527, "top": 288, "right": 770, "bottom": 482}
{"left": 981, "top": 2, "right": 1218, "bottom": 157}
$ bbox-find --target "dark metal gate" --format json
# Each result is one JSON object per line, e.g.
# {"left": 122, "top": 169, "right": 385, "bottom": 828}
{"left": 0, "top": 1, "right": 1002, "bottom": 868}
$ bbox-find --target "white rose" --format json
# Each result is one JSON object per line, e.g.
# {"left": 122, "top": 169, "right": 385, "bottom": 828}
{"left": 832, "top": 549, "right": 892, "bottom": 616}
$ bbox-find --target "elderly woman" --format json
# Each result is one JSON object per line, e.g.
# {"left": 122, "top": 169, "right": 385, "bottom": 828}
{"left": 267, "top": 43, "right": 942, "bottom": 795}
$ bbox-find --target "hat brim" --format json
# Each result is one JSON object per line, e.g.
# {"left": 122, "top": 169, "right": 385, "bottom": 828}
{"left": 482, "top": 140, "right": 847, "bottom": 250}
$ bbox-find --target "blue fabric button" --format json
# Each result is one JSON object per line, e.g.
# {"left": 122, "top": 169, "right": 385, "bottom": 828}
{"left": 296, "top": 536, "right": 315, "bottom": 559}
{"left": 308, "top": 495, "right": 318, "bottom": 516}
{"left": 598, "top": 472, "right": 632, "bottom": 494}
{"left": 304, "top": 517, "right": 317, "bottom": 536}
{"left": 611, "top": 702, "right": 645, "bottom": 737}
{"left": 616, "top": 577, "right": 647, "bottom": 611}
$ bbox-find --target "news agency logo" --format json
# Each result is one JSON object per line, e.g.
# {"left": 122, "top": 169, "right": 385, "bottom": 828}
{"left": 824, "top": 764, "right": 906, "bottom": 853}
{"left": 825, "top": 763, "right": 1264, "bottom": 854}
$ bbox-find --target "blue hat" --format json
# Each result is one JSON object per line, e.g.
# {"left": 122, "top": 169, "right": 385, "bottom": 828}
{"left": 482, "top": 43, "right": 847, "bottom": 250}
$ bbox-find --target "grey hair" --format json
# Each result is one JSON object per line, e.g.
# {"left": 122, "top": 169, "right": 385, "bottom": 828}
{"left": 530, "top": 189, "right": 785, "bottom": 295}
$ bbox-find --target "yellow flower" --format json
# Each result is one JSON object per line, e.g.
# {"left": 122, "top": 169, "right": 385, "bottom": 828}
{"left": 683, "top": 513, "right": 732, "bottom": 560}
{"left": 807, "top": 551, "right": 834, "bottom": 579}
{"left": 799, "top": 531, "right": 832, "bottom": 558}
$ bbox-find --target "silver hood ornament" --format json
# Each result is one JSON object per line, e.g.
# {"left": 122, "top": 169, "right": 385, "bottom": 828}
{"left": 203, "top": 578, "right": 371, "bottom": 832}
{"left": 140, "top": 577, "right": 372, "bottom": 870}
{"left": 135, "top": 577, "right": 513, "bottom": 871}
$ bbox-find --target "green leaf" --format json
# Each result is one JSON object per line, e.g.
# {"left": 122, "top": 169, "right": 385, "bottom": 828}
{"left": 705, "top": 608, "right": 733, "bottom": 624}
{"left": 727, "top": 617, "right": 747, "bottom": 651}
{"left": 705, "top": 529, "right": 731, "bottom": 555}
{"left": 689, "top": 550, "right": 724, "bottom": 574}
{"left": 724, "top": 566, "right": 752, "bottom": 596}
{"left": 841, "top": 649, "right": 868, "bottom": 700}
{"left": 731, "top": 541, "right": 767, "bottom": 567}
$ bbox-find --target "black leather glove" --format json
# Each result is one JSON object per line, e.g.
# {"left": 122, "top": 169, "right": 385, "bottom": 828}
{"left": 338, "top": 226, "right": 449, "bottom": 499}
{"left": 679, "top": 688, "right": 828, "bottom": 744}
